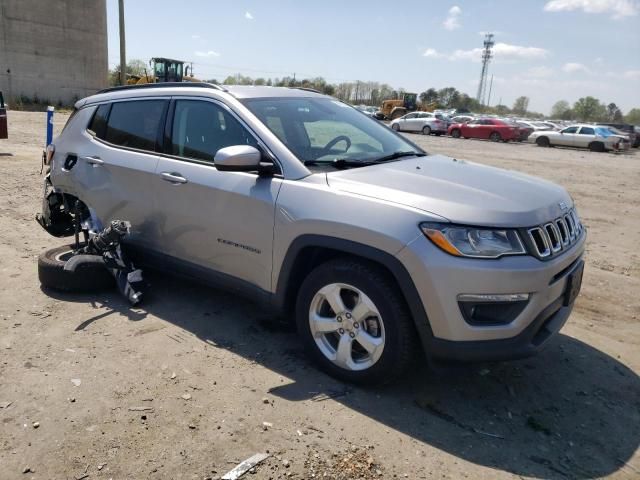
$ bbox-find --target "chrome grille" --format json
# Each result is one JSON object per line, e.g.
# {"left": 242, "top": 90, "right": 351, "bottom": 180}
{"left": 527, "top": 209, "right": 582, "bottom": 259}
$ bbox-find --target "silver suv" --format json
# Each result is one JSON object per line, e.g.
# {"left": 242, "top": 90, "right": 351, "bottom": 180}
{"left": 38, "top": 83, "right": 586, "bottom": 384}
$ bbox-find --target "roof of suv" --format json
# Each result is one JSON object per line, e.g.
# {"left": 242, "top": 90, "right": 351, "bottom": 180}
{"left": 79, "top": 83, "right": 327, "bottom": 108}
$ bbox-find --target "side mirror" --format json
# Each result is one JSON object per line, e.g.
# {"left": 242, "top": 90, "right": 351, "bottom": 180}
{"left": 214, "top": 145, "right": 262, "bottom": 172}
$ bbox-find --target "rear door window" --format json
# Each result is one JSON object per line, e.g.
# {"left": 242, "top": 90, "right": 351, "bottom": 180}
{"left": 170, "top": 100, "right": 257, "bottom": 163}
{"left": 578, "top": 127, "right": 594, "bottom": 135}
{"left": 104, "top": 100, "right": 168, "bottom": 151}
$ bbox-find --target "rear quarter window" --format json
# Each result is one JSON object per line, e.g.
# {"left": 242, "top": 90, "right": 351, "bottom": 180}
{"left": 87, "top": 103, "right": 110, "bottom": 138}
{"left": 104, "top": 100, "right": 167, "bottom": 151}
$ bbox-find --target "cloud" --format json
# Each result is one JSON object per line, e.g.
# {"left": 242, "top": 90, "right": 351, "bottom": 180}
{"left": 423, "top": 48, "right": 443, "bottom": 58}
{"left": 443, "top": 5, "right": 462, "bottom": 30}
{"left": 195, "top": 50, "right": 220, "bottom": 57}
{"left": 562, "top": 62, "right": 590, "bottom": 73}
{"left": 449, "top": 42, "right": 548, "bottom": 61}
{"left": 527, "top": 66, "right": 554, "bottom": 78}
{"left": 623, "top": 69, "right": 640, "bottom": 78}
{"left": 191, "top": 34, "right": 201, "bottom": 40}
{"left": 245, "top": 11, "right": 254, "bottom": 20}
{"left": 544, "top": 0, "right": 639, "bottom": 19}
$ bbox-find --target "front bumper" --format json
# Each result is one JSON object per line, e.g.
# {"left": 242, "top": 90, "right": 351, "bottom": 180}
{"left": 396, "top": 230, "right": 586, "bottom": 361}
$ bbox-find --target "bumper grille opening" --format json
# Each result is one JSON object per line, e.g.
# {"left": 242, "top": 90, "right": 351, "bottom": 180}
{"left": 556, "top": 218, "right": 569, "bottom": 245}
{"left": 525, "top": 208, "right": 583, "bottom": 260}
{"left": 544, "top": 223, "right": 561, "bottom": 252}
{"left": 528, "top": 227, "right": 551, "bottom": 258}
{"left": 459, "top": 300, "right": 529, "bottom": 326}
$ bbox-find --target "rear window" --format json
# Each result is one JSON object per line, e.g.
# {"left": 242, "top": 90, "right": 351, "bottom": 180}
{"left": 104, "top": 100, "right": 167, "bottom": 151}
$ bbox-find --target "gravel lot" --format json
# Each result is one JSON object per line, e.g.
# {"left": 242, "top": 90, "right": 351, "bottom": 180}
{"left": 1, "top": 111, "right": 639, "bottom": 479}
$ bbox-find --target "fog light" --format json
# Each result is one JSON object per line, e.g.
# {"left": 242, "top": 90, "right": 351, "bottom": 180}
{"left": 457, "top": 293, "right": 530, "bottom": 326}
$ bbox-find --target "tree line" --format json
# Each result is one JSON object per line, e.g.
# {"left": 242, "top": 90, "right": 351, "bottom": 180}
{"left": 110, "top": 60, "right": 640, "bottom": 124}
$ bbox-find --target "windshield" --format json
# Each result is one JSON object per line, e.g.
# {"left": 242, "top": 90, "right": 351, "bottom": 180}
{"left": 242, "top": 97, "right": 423, "bottom": 164}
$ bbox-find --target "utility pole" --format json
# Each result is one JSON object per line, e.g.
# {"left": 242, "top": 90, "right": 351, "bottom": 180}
{"left": 475, "top": 33, "right": 494, "bottom": 105}
{"left": 118, "top": 0, "right": 126, "bottom": 86}
{"left": 487, "top": 74, "right": 494, "bottom": 107}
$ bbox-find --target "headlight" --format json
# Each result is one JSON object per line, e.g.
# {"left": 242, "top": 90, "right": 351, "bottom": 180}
{"left": 420, "top": 223, "right": 526, "bottom": 258}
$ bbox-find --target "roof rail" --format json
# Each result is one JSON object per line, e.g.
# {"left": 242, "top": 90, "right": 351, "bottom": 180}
{"left": 96, "top": 82, "right": 228, "bottom": 95}
{"left": 290, "top": 86, "right": 322, "bottom": 94}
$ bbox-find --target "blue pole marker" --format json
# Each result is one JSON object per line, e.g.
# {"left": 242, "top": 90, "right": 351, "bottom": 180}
{"left": 46, "top": 106, "right": 54, "bottom": 146}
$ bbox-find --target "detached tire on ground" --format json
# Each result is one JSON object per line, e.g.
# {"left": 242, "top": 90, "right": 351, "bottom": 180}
{"left": 295, "top": 258, "right": 417, "bottom": 385}
{"left": 38, "top": 244, "right": 115, "bottom": 292}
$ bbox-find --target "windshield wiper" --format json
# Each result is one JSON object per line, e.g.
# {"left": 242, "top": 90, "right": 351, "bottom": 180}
{"left": 367, "top": 151, "right": 426, "bottom": 163}
{"left": 304, "top": 151, "right": 425, "bottom": 169}
{"left": 304, "top": 158, "right": 374, "bottom": 169}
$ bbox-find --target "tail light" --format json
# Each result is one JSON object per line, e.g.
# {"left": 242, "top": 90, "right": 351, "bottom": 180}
{"left": 45, "top": 143, "right": 55, "bottom": 165}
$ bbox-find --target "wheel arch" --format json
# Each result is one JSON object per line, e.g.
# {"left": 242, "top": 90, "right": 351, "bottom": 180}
{"left": 274, "top": 235, "right": 435, "bottom": 350}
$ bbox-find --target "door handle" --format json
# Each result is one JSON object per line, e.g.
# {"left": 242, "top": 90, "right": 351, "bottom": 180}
{"left": 81, "top": 155, "right": 104, "bottom": 166}
{"left": 160, "top": 172, "right": 188, "bottom": 184}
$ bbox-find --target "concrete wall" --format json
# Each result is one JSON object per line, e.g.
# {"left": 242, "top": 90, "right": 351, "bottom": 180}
{"left": 0, "top": 0, "right": 108, "bottom": 106}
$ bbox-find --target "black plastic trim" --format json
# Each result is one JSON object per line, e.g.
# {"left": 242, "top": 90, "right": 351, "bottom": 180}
{"left": 274, "top": 235, "right": 437, "bottom": 355}
{"left": 123, "top": 243, "right": 273, "bottom": 306}
{"left": 97, "top": 82, "right": 227, "bottom": 95}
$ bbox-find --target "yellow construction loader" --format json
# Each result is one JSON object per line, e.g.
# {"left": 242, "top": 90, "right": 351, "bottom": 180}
{"left": 127, "top": 58, "right": 200, "bottom": 85}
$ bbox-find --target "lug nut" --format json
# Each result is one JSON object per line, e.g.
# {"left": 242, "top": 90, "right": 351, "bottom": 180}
{"left": 349, "top": 332, "right": 355, "bottom": 338}
{"left": 353, "top": 322, "right": 359, "bottom": 328}
{"left": 337, "top": 315, "right": 342, "bottom": 322}
{"left": 339, "top": 328, "right": 345, "bottom": 334}
{"left": 345, "top": 312, "right": 352, "bottom": 319}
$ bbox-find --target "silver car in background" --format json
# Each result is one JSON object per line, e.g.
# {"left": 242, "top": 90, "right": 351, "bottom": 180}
{"left": 389, "top": 111, "right": 447, "bottom": 135}
{"left": 38, "top": 83, "right": 586, "bottom": 384}
{"left": 529, "top": 124, "right": 630, "bottom": 152}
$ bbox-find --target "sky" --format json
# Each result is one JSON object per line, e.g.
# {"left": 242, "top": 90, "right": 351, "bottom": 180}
{"left": 106, "top": 0, "right": 640, "bottom": 115}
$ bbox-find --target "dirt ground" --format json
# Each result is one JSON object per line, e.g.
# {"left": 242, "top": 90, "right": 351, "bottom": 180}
{"left": 1, "top": 111, "right": 639, "bottom": 480}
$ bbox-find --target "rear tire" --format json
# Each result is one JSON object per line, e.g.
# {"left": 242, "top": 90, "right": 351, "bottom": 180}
{"left": 490, "top": 132, "right": 502, "bottom": 142}
{"left": 536, "top": 136, "right": 550, "bottom": 147}
{"left": 391, "top": 123, "right": 400, "bottom": 132}
{"left": 450, "top": 129, "right": 461, "bottom": 138}
{"left": 589, "top": 141, "right": 605, "bottom": 152}
{"left": 295, "top": 258, "right": 417, "bottom": 385}
{"left": 422, "top": 126, "right": 431, "bottom": 135}
{"left": 38, "top": 244, "right": 114, "bottom": 292}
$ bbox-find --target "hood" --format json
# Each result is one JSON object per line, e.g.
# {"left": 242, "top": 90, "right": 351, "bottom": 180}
{"left": 326, "top": 155, "right": 572, "bottom": 227}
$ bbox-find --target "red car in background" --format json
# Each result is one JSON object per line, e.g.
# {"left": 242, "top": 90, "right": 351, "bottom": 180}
{"left": 448, "top": 118, "right": 521, "bottom": 142}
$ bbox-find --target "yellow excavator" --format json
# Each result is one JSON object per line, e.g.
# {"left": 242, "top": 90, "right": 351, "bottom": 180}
{"left": 377, "top": 92, "right": 418, "bottom": 120}
{"left": 127, "top": 58, "right": 201, "bottom": 85}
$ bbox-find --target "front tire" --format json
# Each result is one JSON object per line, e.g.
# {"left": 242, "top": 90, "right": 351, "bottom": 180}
{"left": 422, "top": 125, "right": 431, "bottom": 135}
{"left": 450, "top": 129, "right": 461, "bottom": 138}
{"left": 295, "top": 258, "right": 416, "bottom": 385}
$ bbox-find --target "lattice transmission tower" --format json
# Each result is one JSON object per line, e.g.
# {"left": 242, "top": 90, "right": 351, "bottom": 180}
{"left": 476, "top": 33, "right": 494, "bottom": 106}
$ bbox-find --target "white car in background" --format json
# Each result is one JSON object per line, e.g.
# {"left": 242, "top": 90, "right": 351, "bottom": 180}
{"left": 516, "top": 120, "right": 555, "bottom": 131}
{"left": 529, "top": 124, "right": 630, "bottom": 152}
{"left": 389, "top": 112, "right": 447, "bottom": 135}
